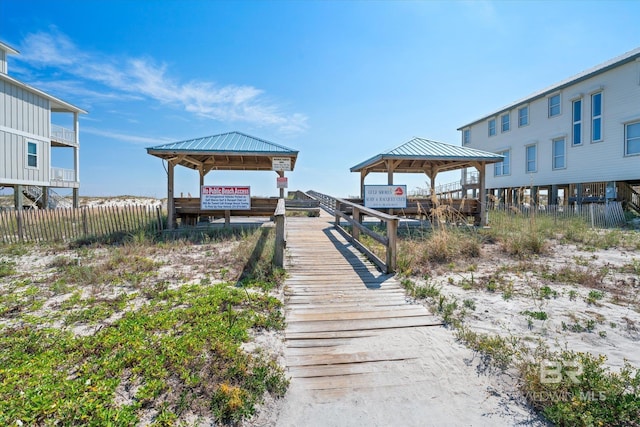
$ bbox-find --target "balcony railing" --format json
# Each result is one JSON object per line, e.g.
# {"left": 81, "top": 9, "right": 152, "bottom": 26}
{"left": 463, "top": 170, "right": 479, "bottom": 185}
{"left": 51, "top": 124, "right": 76, "bottom": 145}
{"left": 51, "top": 167, "right": 76, "bottom": 182}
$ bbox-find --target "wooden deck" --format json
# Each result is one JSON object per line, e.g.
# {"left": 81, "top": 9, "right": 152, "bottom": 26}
{"left": 283, "top": 211, "right": 441, "bottom": 396}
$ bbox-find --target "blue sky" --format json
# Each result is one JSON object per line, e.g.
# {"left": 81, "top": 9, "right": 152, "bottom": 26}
{"left": 2, "top": 0, "right": 640, "bottom": 198}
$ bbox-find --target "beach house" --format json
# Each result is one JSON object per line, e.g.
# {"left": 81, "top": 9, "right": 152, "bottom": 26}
{"left": 457, "top": 47, "right": 640, "bottom": 213}
{"left": 0, "top": 40, "right": 86, "bottom": 209}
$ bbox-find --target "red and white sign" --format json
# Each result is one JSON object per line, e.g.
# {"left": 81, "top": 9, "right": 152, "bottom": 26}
{"left": 364, "top": 185, "right": 407, "bottom": 208}
{"left": 277, "top": 177, "right": 288, "bottom": 189}
{"left": 201, "top": 186, "right": 251, "bottom": 210}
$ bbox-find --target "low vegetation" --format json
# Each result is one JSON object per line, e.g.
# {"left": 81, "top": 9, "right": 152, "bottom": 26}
{"left": 397, "top": 208, "right": 640, "bottom": 426}
{"left": 0, "top": 226, "right": 287, "bottom": 425}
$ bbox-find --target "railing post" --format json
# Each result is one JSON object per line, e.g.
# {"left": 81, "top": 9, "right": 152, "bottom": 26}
{"left": 335, "top": 201, "right": 342, "bottom": 227}
{"left": 386, "top": 217, "right": 398, "bottom": 274}
{"left": 274, "top": 198, "right": 286, "bottom": 268}
{"left": 352, "top": 206, "right": 360, "bottom": 241}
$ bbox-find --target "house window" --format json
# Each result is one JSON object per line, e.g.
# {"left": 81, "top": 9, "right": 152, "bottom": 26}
{"left": 626, "top": 121, "right": 640, "bottom": 156}
{"left": 552, "top": 137, "right": 566, "bottom": 169}
{"left": 526, "top": 144, "right": 537, "bottom": 173}
{"left": 591, "top": 92, "right": 602, "bottom": 142}
{"left": 549, "top": 94, "right": 561, "bottom": 117}
{"left": 518, "top": 106, "right": 529, "bottom": 127}
{"left": 27, "top": 142, "right": 37, "bottom": 168}
{"left": 488, "top": 119, "right": 496, "bottom": 136}
{"left": 501, "top": 113, "right": 510, "bottom": 132}
{"left": 494, "top": 150, "right": 510, "bottom": 176}
{"left": 463, "top": 129, "right": 470, "bottom": 145}
{"left": 572, "top": 99, "right": 582, "bottom": 145}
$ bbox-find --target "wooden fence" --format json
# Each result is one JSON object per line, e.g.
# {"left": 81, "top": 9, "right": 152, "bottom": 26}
{"left": 0, "top": 205, "right": 164, "bottom": 244}
{"left": 487, "top": 202, "right": 627, "bottom": 230}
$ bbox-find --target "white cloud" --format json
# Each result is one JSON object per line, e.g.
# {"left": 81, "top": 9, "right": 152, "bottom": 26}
{"left": 16, "top": 29, "right": 308, "bottom": 134}
{"left": 82, "top": 127, "right": 173, "bottom": 145}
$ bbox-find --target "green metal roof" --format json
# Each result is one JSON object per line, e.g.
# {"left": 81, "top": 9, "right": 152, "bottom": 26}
{"left": 350, "top": 137, "right": 504, "bottom": 172}
{"left": 146, "top": 131, "right": 298, "bottom": 155}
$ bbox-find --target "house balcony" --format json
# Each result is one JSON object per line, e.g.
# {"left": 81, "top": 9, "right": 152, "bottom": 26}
{"left": 50, "top": 167, "right": 78, "bottom": 188}
{"left": 462, "top": 170, "right": 479, "bottom": 186}
{"left": 51, "top": 124, "right": 78, "bottom": 147}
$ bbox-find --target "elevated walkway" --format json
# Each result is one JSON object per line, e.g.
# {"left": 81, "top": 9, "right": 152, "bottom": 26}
{"left": 280, "top": 211, "right": 444, "bottom": 417}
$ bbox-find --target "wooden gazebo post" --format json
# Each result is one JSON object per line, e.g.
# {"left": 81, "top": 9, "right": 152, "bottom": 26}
{"left": 472, "top": 161, "right": 488, "bottom": 226}
{"left": 167, "top": 160, "right": 175, "bottom": 230}
{"left": 360, "top": 169, "right": 370, "bottom": 198}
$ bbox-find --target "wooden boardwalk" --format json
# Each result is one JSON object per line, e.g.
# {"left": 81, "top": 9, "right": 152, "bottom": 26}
{"left": 283, "top": 211, "right": 441, "bottom": 395}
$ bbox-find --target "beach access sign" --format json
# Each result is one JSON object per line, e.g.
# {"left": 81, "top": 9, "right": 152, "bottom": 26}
{"left": 201, "top": 186, "right": 251, "bottom": 210}
{"left": 364, "top": 185, "right": 407, "bottom": 209}
{"left": 272, "top": 157, "right": 292, "bottom": 171}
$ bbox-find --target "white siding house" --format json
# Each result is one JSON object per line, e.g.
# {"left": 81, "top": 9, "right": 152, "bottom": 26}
{"left": 0, "top": 40, "right": 86, "bottom": 209}
{"left": 458, "top": 47, "right": 640, "bottom": 212}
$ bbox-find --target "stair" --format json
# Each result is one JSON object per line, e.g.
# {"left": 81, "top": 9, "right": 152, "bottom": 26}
{"left": 619, "top": 182, "right": 640, "bottom": 215}
{"left": 22, "top": 186, "right": 72, "bottom": 209}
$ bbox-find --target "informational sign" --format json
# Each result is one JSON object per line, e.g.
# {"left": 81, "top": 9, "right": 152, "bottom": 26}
{"left": 364, "top": 185, "right": 407, "bottom": 209}
{"left": 272, "top": 157, "right": 292, "bottom": 171}
{"left": 201, "top": 186, "right": 251, "bottom": 210}
{"left": 277, "top": 177, "right": 288, "bottom": 189}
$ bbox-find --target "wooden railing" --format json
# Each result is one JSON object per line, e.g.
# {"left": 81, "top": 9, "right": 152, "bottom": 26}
{"left": 308, "top": 190, "right": 398, "bottom": 273}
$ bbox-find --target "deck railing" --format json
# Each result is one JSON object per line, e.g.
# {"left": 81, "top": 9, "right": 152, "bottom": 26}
{"left": 51, "top": 167, "right": 76, "bottom": 182}
{"left": 308, "top": 190, "right": 398, "bottom": 273}
{"left": 50, "top": 124, "right": 77, "bottom": 145}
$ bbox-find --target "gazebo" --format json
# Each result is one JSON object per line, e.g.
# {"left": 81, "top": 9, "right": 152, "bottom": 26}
{"left": 350, "top": 137, "right": 504, "bottom": 225}
{"left": 146, "top": 131, "right": 298, "bottom": 228}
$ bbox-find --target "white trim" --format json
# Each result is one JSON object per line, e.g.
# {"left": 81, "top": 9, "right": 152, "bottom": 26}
{"left": 517, "top": 105, "right": 530, "bottom": 127}
{"left": 620, "top": 114, "right": 640, "bottom": 124}
{"left": 590, "top": 91, "right": 603, "bottom": 143}
{"left": 525, "top": 143, "right": 538, "bottom": 174}
{"left": 500, "top": 112, "right": 511, "bottom": 133}
{"left": 548, "top": 92, "right": 562, "bottom": 117}
{"left": 552, "top": 137, "right": 567, "bottom": 170}
{"left": 0, "top": 178, "right": 48, "bottom": 186}
{"left": 569, "top": 92, "right": 583, "bottom": 101}
{"left": 26, "top": 141, "right": 38, "bottom": 170}
{"left": 0, "top": 125, "right": 50, "bottom": 143}
{"left": 571, "top": 98, "right": 583, "bottom": 146}
{"left": 624, "top": 120, "right": 640, "bottom": 157}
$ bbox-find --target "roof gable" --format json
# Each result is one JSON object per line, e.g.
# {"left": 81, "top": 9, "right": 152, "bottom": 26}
{"left": 147, "top": 131, "right": 298, "bottom": 154}
{"left": 351, "top": 137, "right": 504, "bottom": 173}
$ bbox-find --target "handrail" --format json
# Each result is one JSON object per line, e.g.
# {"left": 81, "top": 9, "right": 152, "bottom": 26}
{"left": 50, "top": 124, "right": 77, "bottom": 145}
{"left": 308, "top": 190, "right": 398, "bottom": 273}
{"left": 273, "top": 198, "right": 286, "bottom": 268}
